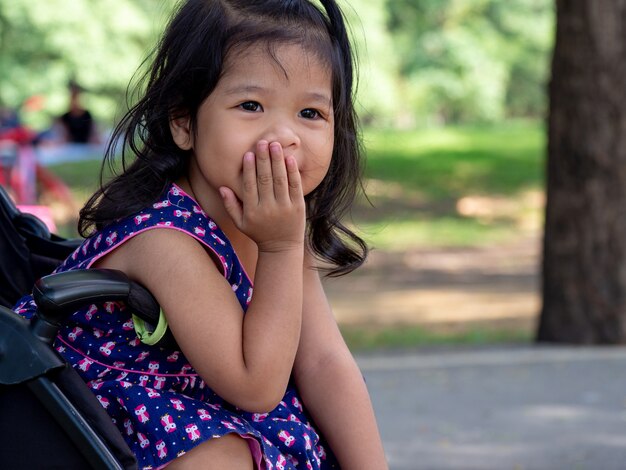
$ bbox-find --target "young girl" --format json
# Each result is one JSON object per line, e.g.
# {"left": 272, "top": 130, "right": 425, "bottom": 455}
{"left": 14, "top": 0, "right": 387, "bottom": 468}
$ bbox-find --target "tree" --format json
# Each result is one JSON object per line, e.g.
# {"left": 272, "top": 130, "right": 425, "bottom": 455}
{"left": 537, "top": 0, "right": 626, "bottom": 343}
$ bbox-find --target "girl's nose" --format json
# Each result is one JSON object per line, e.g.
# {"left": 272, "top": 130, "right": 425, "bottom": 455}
{"left": 263, "top": 122, "right": 301, "bottom": 151}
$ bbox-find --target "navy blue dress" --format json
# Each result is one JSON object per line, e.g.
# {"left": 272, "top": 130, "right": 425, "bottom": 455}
{"left": 14, "top": 183, "right": 339, "bottom": 469}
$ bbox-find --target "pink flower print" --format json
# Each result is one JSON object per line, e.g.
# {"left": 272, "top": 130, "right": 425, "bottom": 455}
{"left": 156, "top": 221, "right": 173, "bottom": 227}
{"left": 197, "top": 409, "right": 212, "bottom": 421}
{"left": 139, "top": 375, "right": 150, "bottom": 387}
{"left": 193, "top": 226, "right": 206, "bottom": 237}
{"left": 185, "top": 423, "right": 201, "bottom": 441}
{"left": 113, "top": 361, "right": 126, "bottom": 368}
{"left": 306, "top": 462, "right": 313, "bottom": 470}
{"left": 99, "top": 341, "right": 116, "bottom": 356}
{"left": 292, "top": 396, "right": 303, "bottom": 412}
{"left": 231, "top": 416, "right": 243, "bottom": 426}
{"left": 246, "top": 287, "right": 253, "bottom": 306}
{"left": 286, "top": 454, "right": 298, "bottom": 466}
{"left": 77, "top": 357, "right": 93, "bottom": 372}
{"left": 167, "top": 351, "right": 180, "bottom": 362}
{"left": 135, "top": 351, "right": 149, "bottom": 362}
{"left": 104, "top": 302, "right": 117, "bottom": 314}
{"left": 105, "top": 231, "right": 118, "bottom": 246}
{"left": 85, "top": 304, "right": 97, "bottom": 321}
{"left": 153, "top": 199, "right": 171, "bottom": 209}
{"left": 122, "top": 319, "right": 134, "bottom": 331}
{"left": 123, "top": 418, "right": 134, "bottom": 436}
{"left": 68, "top": 326, "right": 83, "bottom": 342}
{"left": 55, "top": 345, "right": 66, "bottom": 354}
{"left": 151, "top": 377, "right": 165, "bottom": 390}
{"left": 119, "top": 381, "right": 132, "bottom": 389}
{"left": 276, "top": 454, "right": 287, "bottom": 470}
{"left": 170, "top": 398, "right": 185, "bottom": 411}
{"left": 170, "top": 186, "right": 183, "bottom": 196}
{"left": 288, "top": 413, "right": 300, "bottom": 423}
{"left": 89, "top": 380, "right": 104, "bottom": 390}
{"left": 147, "top": 388, "right": 161, "bottom": 399}
{"left": 180, "top": 364, "right": 193, "bottom": 374}
{"left": 278, "top": 430, "right": 295, "bottom": 447}
{"left": 134, "top": 213, "right": 151, "bottom": 225}
{"left": 81, "top": 239, "right": 90, "bottom": 255}
{"left": 303, "top": 433, "right": 312, "bottom": 450}
{"left": 210, "top": 232, "right": 226, "bottom": 246}
{"left": 148, "top": 361, "right": 160, "bottom": 374}
{"left": 97, "top": 368, "right": 111, "bottom": 378}
{"left": 206, "top": 403, "right": 221, "bottom": 411}
{"left": 192, "top": 205, "right": 205, "bottom": 215}
{"left": 137, "top": 432, "right": 150, "bottom": 449}
{"left": 252, "top": 412, "right": 268, "bottom": 422}
{"left": 160, "top": 414, "right": 177, "bottom": 433}
{"left": 174, "top": 209, "right": 191, "bottom": 219}
{"left": 155, "top": 439, "right": 167, "bottom": 459}
{"left": 96, "top": 395, "right": 110, "bottom": 409}
{"left": 93, "top": 233, "right": 102, "bottom": 250}
{"left": 93, "top": 328, "right": 105, "bottom": 338}
{"left": 129, "top": 337, "right": 141, "bottom": 347}
{"left": 263, "top": 437, "right": 274, "bottom": 447}
{"left": 221, "top": 420, "right": 236, "bottom": 430}
{"left": 317, "top": 444, "right": 326, "bottom": 460}
{"left": 208, "top": 220, "right": 216, "bottom": 230}
{"left": 135, "top": 404, "right": 150, "bottom": 423}
{"left": 116, "top": 371, "right": 129, "bottom": 381}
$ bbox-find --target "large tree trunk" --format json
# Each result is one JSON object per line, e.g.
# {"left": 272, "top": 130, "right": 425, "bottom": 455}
{"left": 537, "top": 0, "right": 626, "bottom": 343}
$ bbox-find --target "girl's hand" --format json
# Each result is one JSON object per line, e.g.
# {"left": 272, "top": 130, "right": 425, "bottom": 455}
{"left": 219, "top": 140, "right": 306, "bottom": 253}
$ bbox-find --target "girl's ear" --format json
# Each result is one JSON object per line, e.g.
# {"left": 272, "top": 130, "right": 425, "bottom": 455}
{"left": 169, "top": 115, "right": 193, "bottom": 150}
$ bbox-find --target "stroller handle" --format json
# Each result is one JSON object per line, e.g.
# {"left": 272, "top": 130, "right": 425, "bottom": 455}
{"left": 33, "top": 269, "right": 160, "bottom": 341}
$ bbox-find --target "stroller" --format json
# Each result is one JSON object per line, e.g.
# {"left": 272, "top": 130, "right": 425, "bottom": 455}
{"left": 0, "top": 185, "right": 160, "bottom": 469}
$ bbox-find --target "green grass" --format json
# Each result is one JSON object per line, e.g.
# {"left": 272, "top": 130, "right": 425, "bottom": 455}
{"left": 363, "top": 120, "right": 545, "bottom": 200}
{"left": 341, "top": 324, "right": 533, "bottom": 351}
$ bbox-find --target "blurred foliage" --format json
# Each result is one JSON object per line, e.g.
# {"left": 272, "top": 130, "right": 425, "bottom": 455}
{"left": 0, "top": 0, "right": 553, "bottom": 129}
{"left": 0, "top": 0, "right": 175, "bottom": 128}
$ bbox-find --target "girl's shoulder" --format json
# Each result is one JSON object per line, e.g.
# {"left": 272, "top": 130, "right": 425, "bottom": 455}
{"left": 59, "top": 183, "right": 233, "bottom": 275}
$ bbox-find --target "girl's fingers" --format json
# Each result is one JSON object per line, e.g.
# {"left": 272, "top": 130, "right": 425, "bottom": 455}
{"left": 255, "top": 140, "right": 274, "bottom": 201}
{"left": 219, "top": 186, "right": 243, "bottom": 227}
{"left": 241, "top": 151, "right": 258, "bottom": 206}
{"left": 285, "top": 156, "right": 303, "bottom": 202}
{"left": 269, "top": 142, "right": 289, "bottom": 202}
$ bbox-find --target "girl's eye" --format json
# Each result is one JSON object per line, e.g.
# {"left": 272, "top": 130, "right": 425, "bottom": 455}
{"left": 299, "top": 108, "right": 321, "bottom": 120}
{"left": 239, "top": 101, "right": 262, "bottom": 112}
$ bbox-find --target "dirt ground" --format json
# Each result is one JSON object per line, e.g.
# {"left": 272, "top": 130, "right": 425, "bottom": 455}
{"left": 323, "top": 235, "right": 541, "bottom": 336}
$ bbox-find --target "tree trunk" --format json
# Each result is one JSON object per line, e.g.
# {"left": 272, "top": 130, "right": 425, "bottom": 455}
{"left": 538, "top": 0, "right": 626, "bottom": 343}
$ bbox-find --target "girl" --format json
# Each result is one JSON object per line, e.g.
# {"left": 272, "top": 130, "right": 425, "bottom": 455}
{"left": 14, "top": 0, "right": 387, "bottom": 468}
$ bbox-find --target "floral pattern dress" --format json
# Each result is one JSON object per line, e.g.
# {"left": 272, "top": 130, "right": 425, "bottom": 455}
{"left": 13, "top": 182, "right": 339, "bottom": 470}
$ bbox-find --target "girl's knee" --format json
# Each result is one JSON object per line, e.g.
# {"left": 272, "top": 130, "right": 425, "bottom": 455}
{"left": 167, "top": 434, "right": 253, "bottom": 469}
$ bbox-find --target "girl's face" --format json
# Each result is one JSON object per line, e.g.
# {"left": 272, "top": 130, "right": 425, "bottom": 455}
{"left": 171, "top": 43, "right": 334, "bottom": 207}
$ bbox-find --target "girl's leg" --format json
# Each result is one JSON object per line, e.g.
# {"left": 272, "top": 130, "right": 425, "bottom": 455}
{"left": 166, "top": 434, "right": 254, "bottom": 469}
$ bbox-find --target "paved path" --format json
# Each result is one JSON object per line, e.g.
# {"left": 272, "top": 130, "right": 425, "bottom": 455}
{"left": 356, "top": 345, "right": 626, "bottom": 470}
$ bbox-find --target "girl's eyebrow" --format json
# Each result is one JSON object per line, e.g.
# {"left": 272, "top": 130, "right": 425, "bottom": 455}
{"left": 224, "top": 84, "right": 332, "bottom": 105}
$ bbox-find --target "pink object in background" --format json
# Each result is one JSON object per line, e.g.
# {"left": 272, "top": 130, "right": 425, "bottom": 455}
{"left": 17, "top": 204, "right": 57, "bottom": 232}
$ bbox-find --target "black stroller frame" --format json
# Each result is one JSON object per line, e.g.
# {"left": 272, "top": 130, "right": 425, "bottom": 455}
{"left": 0, "top": 186, "right": 160, "bottom": 469}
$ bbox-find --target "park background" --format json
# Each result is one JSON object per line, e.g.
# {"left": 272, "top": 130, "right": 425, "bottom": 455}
{"left": 0, "top": 0, "right": 554, "bottom": 349}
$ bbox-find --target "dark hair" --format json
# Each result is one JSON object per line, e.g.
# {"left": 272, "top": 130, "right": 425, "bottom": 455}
{"left": 79, "top": 0, "right": 367, "bottom": 276}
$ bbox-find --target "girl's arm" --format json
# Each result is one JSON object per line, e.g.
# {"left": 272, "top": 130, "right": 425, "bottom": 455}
{"left": 293, "top": 253, "right": 388, "bottom": 469}
{"left": 97, "top": 145, "right": 305, "bottom": 413}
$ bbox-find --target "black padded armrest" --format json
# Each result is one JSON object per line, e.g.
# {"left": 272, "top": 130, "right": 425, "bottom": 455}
{"left": 33, "top": 269, "right": 160, "bottom": 326}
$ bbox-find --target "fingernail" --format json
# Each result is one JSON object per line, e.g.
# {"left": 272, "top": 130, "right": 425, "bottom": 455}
{"left": 270, "top": 142, "right": 281, "bottom": 152}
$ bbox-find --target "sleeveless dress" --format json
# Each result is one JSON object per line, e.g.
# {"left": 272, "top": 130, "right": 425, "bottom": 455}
{"left": 13, "top": 182, "right": 339, "bottom": 470}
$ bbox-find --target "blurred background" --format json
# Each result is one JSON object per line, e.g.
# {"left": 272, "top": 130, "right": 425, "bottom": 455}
{"left": 0, "top": 0, "right": 553, "bottom": 348}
